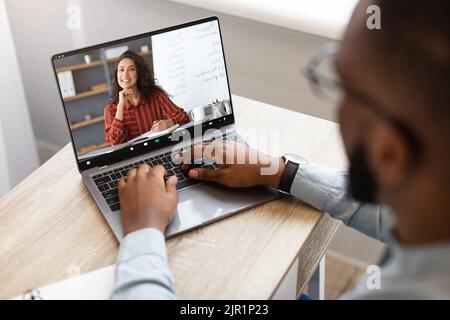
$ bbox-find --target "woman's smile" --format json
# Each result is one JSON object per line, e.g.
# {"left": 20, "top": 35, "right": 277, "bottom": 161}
{"left": 121, "top": 78, "right": 132, "bottom": 85}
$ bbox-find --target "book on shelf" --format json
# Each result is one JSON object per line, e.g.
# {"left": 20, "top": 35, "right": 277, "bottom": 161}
{"left": 57, "top": 72, "right": 68, "bottom": 98}
{"left": 57, "top": 70, "right": 76, "bottom": 98}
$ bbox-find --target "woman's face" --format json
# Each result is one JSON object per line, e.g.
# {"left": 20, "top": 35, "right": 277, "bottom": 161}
{"left": 117, "top": 58, "right": 138, "bottom": 89}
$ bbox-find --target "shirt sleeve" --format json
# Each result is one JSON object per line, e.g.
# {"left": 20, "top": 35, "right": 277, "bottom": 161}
{"left": 290, "top": 163, "right": 395, "bottom": 243}
{"left": 104, "top": 103, "right": 127, "bottom": 145}
{"left": 111, "top": 228, "right": 177, "bottom": 300}
{"left": 157, "top": 92, "right": 190, "bottom": 126}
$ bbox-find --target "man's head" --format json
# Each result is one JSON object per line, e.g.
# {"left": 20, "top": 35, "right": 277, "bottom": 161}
{"left": 336, "top": 0, "right": 450, "bottom": 241}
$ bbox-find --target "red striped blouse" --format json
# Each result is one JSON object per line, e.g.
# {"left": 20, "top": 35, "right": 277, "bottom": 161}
{"left": 104, "top": 90, "right": 190, "bottom": 145}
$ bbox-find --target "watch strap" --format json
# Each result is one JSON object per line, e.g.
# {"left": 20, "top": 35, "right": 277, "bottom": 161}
{"left": 278, "top": 159, "right": 299, "bottom": 194}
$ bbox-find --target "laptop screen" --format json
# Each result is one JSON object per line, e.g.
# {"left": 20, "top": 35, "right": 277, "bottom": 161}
{"left": 52, "top": 17, "right": 233, "bottom": 171}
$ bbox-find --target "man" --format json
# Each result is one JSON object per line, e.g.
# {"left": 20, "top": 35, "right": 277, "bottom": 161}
{"left": 112, "top": 0, "right": 450, "bottom": 299}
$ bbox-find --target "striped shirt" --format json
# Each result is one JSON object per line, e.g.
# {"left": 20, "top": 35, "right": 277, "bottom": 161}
{"left": 104, "top": 90, "right": 190, "bottom": 145}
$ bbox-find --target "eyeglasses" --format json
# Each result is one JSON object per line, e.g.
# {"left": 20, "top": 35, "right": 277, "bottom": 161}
{"left": 304, "top": 42, "right": 422, "bottom": 155}
{"left": 304, "top": 42, "right": 344, "bottom": 104}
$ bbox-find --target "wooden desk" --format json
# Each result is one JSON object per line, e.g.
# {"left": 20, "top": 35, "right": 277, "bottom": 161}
{"left": 0, "top": 95, "right": 346, "bottom": 299}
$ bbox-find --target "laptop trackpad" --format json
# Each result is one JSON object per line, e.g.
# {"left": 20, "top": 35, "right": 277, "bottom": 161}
{"left": 165, "top": 182, "right": 280, "bottom": 237}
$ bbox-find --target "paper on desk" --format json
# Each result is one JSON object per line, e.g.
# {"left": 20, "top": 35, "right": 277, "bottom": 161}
{"left": 127, "top": 123, "right": 179, "bottom": 143}
{"left": 12, "top": 265, "right": 116, "bottom": 300}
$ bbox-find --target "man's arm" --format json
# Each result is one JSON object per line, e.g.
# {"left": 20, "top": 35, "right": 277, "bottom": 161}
{"left": 112, "top": 165, "right": 179, "bottom": 300}
{"left": 182, "top": 141, "right": 395, "bottom": 244}
{"left": 112, "top": 228, "right": 177, "bottom": 300}
{"left": 289, "top": 163, "right": 395, "bottom": 243}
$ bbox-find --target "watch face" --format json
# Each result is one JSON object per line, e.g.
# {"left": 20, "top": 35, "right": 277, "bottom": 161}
{"left": 284, "top": 153, "right": 308, "bottom": 166}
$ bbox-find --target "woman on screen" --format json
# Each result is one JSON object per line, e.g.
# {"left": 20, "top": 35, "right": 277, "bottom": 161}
{"left": 104, "top": 50, "right": 190, "bottom": 145}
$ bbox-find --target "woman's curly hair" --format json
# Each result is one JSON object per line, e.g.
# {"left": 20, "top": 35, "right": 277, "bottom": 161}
{"left": 111, "top": 50, "right": 164, "bottom": 103}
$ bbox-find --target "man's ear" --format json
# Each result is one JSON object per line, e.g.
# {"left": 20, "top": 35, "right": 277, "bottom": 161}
{"left": 366, "top": 122, "right": 415, "bottom": 191}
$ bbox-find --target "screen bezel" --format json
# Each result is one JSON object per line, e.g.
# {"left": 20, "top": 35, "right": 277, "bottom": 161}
{"left": 51, "top": 16, "right": 235, "bottom": 172}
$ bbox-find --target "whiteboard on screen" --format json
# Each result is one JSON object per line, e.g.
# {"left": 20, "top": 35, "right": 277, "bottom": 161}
{"left": 151, "top": 20, "right": 230, "bottom": 111}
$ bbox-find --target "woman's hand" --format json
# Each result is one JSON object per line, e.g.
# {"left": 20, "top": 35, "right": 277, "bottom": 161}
{"left": 118, "top": 88, "right": 135, "bottom": 110}
{"left": 151, "top": 119, "right": 174, "bottom": 131}
{"left": 115, "top": 88, "right": 135, "bottom": 121}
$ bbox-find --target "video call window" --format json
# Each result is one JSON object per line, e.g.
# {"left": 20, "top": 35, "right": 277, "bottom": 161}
{"left": 53, "top": 20, "right": 231, "bottom": 160}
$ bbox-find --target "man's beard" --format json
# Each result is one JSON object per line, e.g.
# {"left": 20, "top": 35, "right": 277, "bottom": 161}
{"left": 348, "top": 144, "right": 378, "bottom": 203}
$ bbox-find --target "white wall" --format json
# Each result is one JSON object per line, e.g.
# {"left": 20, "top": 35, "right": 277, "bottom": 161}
{"left": 0, "top": 0, "right": 39, "bottom": 197}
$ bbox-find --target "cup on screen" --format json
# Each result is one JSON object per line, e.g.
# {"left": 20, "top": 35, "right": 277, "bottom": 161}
{"left": 224, "top": 100, "right": 232, "bottom": 114}
{"left": 214, "top": 101, "right": 226, "bottom": 116}
{"left": 190, "top": 106, "right": 207, "bottom": 122}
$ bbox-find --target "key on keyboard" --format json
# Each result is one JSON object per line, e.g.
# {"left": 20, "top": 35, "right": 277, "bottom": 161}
{"left": 109, "top": 203, "right": 120, "bottom": 212}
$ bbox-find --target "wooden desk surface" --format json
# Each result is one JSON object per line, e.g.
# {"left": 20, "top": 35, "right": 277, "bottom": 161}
{"left": 0, "top": 95, "right": 346, "bottom": 299}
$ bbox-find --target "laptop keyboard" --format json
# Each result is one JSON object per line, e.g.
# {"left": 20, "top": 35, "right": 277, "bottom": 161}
{"left": 92, "top": 132, "right": 245, "bottom": 212}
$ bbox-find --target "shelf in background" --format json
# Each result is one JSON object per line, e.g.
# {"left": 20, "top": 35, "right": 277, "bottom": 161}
{"left": 55, "top": 51, "right": 152, "bottom": 73}
{"left": 78, "top": 142, "right": 110, "bottom": 156}
{"left": 63, "top": 85, "right": 109, "bottom": 103}
{"left": 56, "top": 60, "right": 103, "bottom": 73}
{"left": 70, "top": 115, "right": 104, "bottom": 130}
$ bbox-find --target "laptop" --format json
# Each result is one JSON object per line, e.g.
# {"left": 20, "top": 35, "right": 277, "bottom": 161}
{"left": 51, "top": 17, "right": 279, "bottom": 241}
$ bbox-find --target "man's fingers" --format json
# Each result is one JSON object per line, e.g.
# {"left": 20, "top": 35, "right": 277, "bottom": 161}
{"left": 151, "top": 165, "right": 166, "bottom": 180}
{"left": 137, "top": 163, "right": 151, "bottom": 176}
{"left": 177, "top": 142, "right": 212, "bottom": 165}
{"left": 178, "top": 140, "right": 238, "bottom": 167}
{"left": 118, "top": 178, "right": 126, "bottom": 189}
{"left": 165, "top": 175, "right": 178, "bottom": 194}
{"left": 204, "top": 141, "right": 230, "bottom": 164}
{"left": 188, "top": 167, "right": 224, "bottom": 183}
{"left": 193, "top": 142, "right": 210, "bottom": 162}
{"left": 180, "top": 163, "right": 190, "bottom": 171}
{"left": 127, "top": 168, "right": 137, "bottom": 180}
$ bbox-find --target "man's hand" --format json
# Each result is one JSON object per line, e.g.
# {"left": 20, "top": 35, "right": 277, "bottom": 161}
{"left": 178, "top": 140, "right": 285, "bottom": 188}
{"left": 118, "top": 164, "right": 178, "bottom": 235}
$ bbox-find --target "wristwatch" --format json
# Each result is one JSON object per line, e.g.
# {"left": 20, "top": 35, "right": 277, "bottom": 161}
{"left": 278, "top": 153, "right": 308, "bottom": 194}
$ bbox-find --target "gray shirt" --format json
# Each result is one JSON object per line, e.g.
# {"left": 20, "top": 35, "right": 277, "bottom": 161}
{"left": 112, "top": 163, "right": 450, "bottom": 299}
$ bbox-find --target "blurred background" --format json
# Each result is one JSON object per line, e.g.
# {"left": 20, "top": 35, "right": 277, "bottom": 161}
{"left": 0, "top": 0, "right": 384, "bottom": 298}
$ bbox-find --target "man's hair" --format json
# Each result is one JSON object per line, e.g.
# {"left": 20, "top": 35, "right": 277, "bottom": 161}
{"left": 373, "top": 0, "right": 449, "bottom": 124}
